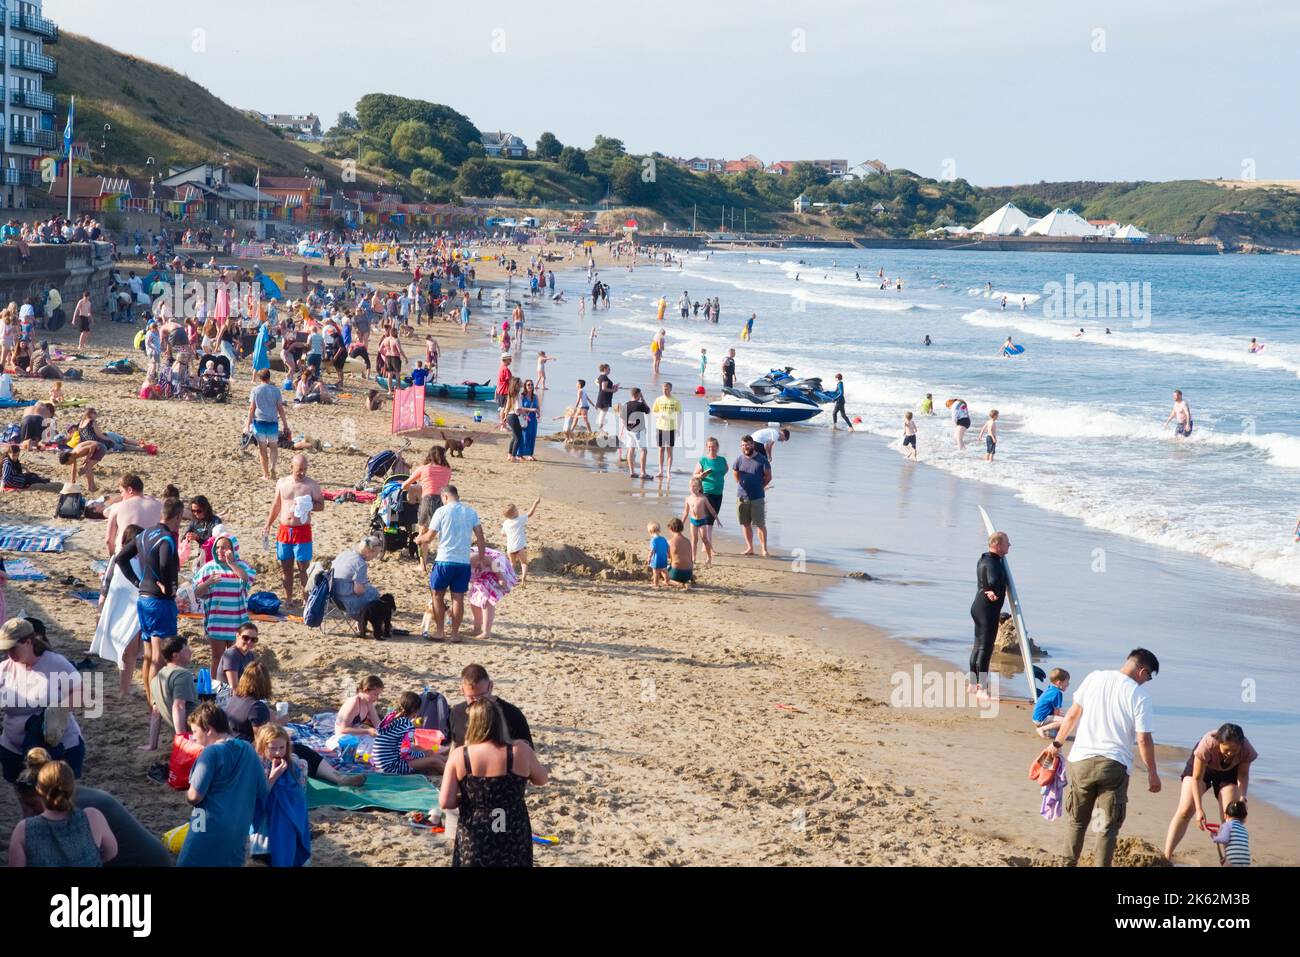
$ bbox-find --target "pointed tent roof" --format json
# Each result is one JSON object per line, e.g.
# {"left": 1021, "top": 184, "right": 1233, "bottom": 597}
{"left": 1113, "top": 223, "right": 1148, "bottom": 240}
{"left": 1025, "top": 208, "right": 1098, "bottom": 237}
{"left": 970, "top": 202, "right": 1033, "bottom": 236}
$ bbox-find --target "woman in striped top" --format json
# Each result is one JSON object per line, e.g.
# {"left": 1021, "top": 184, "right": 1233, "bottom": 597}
{"left": 193, "top": 536, "right": 251, "bottom": 673}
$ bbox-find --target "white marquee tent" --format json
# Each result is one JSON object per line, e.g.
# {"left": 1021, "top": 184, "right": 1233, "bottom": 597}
{"left": 969, "top": 202, "right": 1034, "bottom": 236}
{"left": 1025, "top": 208, "right": 1098, "bottom": 237}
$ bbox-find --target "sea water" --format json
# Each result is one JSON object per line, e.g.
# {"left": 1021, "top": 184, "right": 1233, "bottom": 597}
{"left": 436, "top": 247, "right": 1300, "bottom": 810}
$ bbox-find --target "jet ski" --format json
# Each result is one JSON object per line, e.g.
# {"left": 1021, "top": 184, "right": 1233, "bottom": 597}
{"left": 709, "top": 394, "right": 822, "bottom": 423}
{"left": 711, "top": 387, "right": 822, "bottom": 423}
{"left": 747, "top": 367, "right": 829, "bottom": 400}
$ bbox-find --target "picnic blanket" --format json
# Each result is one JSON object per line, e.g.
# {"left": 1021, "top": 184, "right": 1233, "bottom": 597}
{"left": 322, "top": 489, "right": 377, "bottom": 503}
{"left": 0, "top": 524, "right": 81, "bottom": 553}
{"left": 287, "top": 720, "right": 372, "bottom": 775}
{"left": 306, "top": 776, "right": 441, "bottom": 813}
{"left": 1, "top": 557, "right": 47, "bottom": 581}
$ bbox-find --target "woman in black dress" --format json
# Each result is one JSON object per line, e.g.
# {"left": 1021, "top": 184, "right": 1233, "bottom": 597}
{"left": 439, "top": 699, "right": 547, "bottom": 867}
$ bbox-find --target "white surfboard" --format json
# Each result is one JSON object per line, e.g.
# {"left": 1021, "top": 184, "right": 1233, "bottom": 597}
{"left": 977, "top": 505, "right": 1039, "bottom": 707}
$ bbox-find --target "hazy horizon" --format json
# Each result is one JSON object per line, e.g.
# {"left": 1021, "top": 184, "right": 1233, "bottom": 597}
{"left": 44, "top": 0, "right": 1300, "bottom": 185}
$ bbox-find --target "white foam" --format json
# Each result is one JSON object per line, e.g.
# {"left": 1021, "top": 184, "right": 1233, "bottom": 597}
{"left": 961, "top": 308, "right": 1300, "bottom": 377}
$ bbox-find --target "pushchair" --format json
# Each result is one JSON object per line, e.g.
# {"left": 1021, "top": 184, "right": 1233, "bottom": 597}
{"left": 195, "top": 354, "right": 231, "bottom": 402}
{"left": 368, "top": 473, "right": 421, "bottom": 560}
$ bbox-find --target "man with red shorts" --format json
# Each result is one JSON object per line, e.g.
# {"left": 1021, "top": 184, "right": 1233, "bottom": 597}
{"left": 263, "top": 453, "right": 324, "bottom": 604}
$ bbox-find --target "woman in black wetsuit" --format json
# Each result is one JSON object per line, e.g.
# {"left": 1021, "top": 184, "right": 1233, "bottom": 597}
{"left": 830, "top": 373, "right": 853, "bottom": 431}
{"left": 969, "top": 531, "right": 1010, "bottom": 698}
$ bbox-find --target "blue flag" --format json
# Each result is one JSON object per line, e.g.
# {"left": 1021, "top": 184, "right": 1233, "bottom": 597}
{"left": 63, "top": 96, "right": 74, "bottom": 157}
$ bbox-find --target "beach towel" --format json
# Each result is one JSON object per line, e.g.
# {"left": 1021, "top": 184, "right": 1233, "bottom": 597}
{"left": 253, "top": 767, "right": 311, "bottom": 867}
{"left": 0, "top": 397, "right": 33, "bottom": 409}
{"left": 322, "top": 489, "right": 377, "bottom": 503}
{"left": 252, "top": 324, "right": 270, "bottom": 372}
{"left": 89, "top": 562, "right": 141, "bottom": 669}
{"left": 291, "top": 495, "right": 313, "bottom": 524}
{"left": 1039, "top": 754, "right": 1067, "bottom": 822}
{"left": 1, "top": 557, "right": 47, "bottom": 581}
{"left": 306, "top": 775, "right": 440, "bottom": 813}
{"left": 0, "top": 524, "right": 81, "bottom": 553}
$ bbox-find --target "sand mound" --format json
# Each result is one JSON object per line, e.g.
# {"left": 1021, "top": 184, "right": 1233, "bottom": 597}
{"left": 994, "top": 617, "right": 1045, "bottom": 657}
{"left": 543, "top": 430, "right": 619, "bottom": 450}
{"left": 533, "top": 544, "right": 646, "bottom": 581}
{"left": 1081, "top": 837, "right": 1172, "bottom": 868}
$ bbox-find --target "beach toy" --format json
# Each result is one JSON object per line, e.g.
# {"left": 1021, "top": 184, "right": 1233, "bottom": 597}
{"left": 1204, "top": 821, "right": 1221, "bottom": 835}
{"left": 434, "top": 416, "right": 446, "bottom": 427}
{"left": 532, "top": 834, "right": 560, "bottom": 846}
{"left": 694, "top": 386, "right": 706, "bottom": 395}
{"left": 473, "top": 412, "right": 483, "bottom": 423}
{"left": 162, "top": 822, "right": 190, "bottom": 854}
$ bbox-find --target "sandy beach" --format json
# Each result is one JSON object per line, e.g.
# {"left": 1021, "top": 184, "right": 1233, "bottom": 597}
{"left": 2, "top": 245, "right": 1296, "bottom": 867}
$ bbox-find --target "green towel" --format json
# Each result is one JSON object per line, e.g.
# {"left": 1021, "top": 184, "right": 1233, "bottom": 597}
{"left": 307, "top": 775, "right": 441, "bottom": 813}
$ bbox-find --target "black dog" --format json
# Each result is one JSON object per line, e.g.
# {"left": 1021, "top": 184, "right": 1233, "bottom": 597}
{"left": 359, "top": 593, "right": 397, "bottom": 640}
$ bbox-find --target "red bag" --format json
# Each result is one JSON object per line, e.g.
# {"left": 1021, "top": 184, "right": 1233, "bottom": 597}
{"left": 167, "top": 733, "right": 205, "bottom": 790}
{"left": 1028, "top": 747, "right": 1059, "bottom": 786}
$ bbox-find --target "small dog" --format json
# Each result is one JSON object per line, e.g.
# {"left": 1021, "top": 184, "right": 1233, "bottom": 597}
{"left": 440, "top": 431, "right": 474, "bottom": 458}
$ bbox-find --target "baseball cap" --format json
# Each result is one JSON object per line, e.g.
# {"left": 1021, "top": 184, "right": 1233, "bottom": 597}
{"left": 0, "top": 618, "right": 35, "bottom": 650}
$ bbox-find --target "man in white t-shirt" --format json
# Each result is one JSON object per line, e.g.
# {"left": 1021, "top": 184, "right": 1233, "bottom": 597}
{"left": 1050, "top": 648, "right": 1161, "bottom": 867}
{"left": 416, "top": 485, "right": 486, "bottom": 642}
{"left": 750, "top": 426, "right": 790, "bottom": 462}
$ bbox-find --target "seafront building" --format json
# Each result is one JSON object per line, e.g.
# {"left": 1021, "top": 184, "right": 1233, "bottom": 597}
{"left": 1, "top": 0, "right": 59, "bottom": 209}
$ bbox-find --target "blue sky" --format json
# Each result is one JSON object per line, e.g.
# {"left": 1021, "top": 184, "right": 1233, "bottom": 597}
{"left": 45, "top": 0, "right": 1298, "bottom": 185}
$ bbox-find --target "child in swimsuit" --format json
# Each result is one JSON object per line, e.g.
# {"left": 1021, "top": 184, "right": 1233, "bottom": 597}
{"left": 647, "top": 522, "right": 669, "bottom": 588}
{"left": 902, "top": 412, "right": 917, "bottom": 460}
{"left": 564, "top": 380, "right": 592, "bottom": 440}
{"left": 978, "top": 409, "right": 999, "bottom": 461}
{"left": 681, "top": 478, "right": 723, "bottom": 566}
{"left": 666, "top": 517, "right": 694, "bottom": 588}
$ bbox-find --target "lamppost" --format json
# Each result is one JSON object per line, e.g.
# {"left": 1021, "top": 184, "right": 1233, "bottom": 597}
{"left": 101, "top": 123, "right": 112, "bottom": 169}
{"left": 144, "top": 156, "right": 155, "bottom": 213}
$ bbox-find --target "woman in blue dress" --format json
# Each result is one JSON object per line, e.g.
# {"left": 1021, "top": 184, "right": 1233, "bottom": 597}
{"left": 518, "top": 379, "right": 540, "bottom": 460}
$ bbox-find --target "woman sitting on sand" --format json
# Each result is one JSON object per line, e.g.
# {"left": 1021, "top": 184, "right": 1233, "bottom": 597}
{"left": 2, "top": 443, "right": 55, "bottom": 490}
{"left": 335, "top": 676, "right": 384, "bottom": 739}
{"left": 1163, "top": 722, "right": 1258, "bottom": 862}
{"left": 225, "top": 662, "right": 365, "bottom": 788}
{"left": 439, "top": 698, "right": 548, "bottom": 867}
{"left": 7, "top": 750, "right": 118, "bottom": 867}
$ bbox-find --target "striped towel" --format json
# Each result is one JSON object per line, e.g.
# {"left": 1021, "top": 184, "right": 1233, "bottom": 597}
{"left": 0, "top": 525, "right": 82, "bottom": 553}
{"left": 1, "top": 557, "right": 47, "bottom": 581}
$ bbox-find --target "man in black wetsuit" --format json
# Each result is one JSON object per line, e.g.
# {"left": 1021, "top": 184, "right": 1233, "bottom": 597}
{"left": 721, "top": 349, "right": 736, "bottom": 390}
{"left": 114, "top": 497, "right": 183, "bottom": 699}
{"left": 969, "top": 530, "right": 1010, "bottom": 699}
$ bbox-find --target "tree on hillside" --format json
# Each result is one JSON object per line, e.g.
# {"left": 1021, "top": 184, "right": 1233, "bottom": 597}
{"left": 355, "top": 94, "right": 481, "bottom": 165}
{"left": 335, "top": 111, "right": 360, "bottom": 131}
{"left": 586, "top": 135, "right": 626, "bottom": 173}
{"left": 454, "top": 158, "right": 502, "bottom": 198}
{"left": 535, "top": 132, "right": 562, "bottom": 161}
{"left": 502, "top": 169, "right": 538, "bottom": 201}
{"left": 391, "top": 119, "right": 433, "bottom": 153}
{"left": 611, "top": 155, "right": 656, "bottom": 204}
{"left": 557, "top": 146, "right": 589, "bottom": 176}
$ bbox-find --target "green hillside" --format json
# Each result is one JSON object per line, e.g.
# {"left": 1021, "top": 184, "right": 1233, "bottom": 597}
{"left": 48, "top": 32, "right": 349, "bottom": 186}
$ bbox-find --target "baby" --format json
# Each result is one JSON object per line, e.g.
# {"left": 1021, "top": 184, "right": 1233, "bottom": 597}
{"left": 647, "top": 521, "right": 669, "bottom": 588}
{"left": 502, "top": 497, "right": 541, "bottom": 584}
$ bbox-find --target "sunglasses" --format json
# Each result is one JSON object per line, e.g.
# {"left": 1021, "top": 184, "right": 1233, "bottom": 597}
{"left": 239, "top": 634, "right": 259, "bottom": 643}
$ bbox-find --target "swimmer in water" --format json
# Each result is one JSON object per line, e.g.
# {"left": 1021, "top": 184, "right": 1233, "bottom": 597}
{"left": 1164, "top": 389, "right": 1193, "bottom": 438}
{"left": 1074, "top": 328, "right": 1085, "bottom": 338}
{"left": 1249, "top": 337, "right": 1265, "bottom": 353}
{"left": 855, "top": 271, "right": 861, "bottom": 281}
{"left": 1001, "top": 336, "right": 1017, "bottom": 356}
{"left": 1000, "top": 296, "right": 1008, "bottom": 310}
{"left": 923, "top": 335, "right": 932, "bottom": 346}
{"left": 1021, "top": 297, "right": 1027, "bottom": 310}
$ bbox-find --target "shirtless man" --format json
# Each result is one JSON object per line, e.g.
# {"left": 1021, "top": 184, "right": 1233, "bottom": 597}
{"left": 1164, "top": 389, "right": 1193, "bottom": 439}
{"left": 263, "top": 454, "right": 324, "bottom": 603}
{"left": 104, "top": 474, "right": 161, "bottom": 557}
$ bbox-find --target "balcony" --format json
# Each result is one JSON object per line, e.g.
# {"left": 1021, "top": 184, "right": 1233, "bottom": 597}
{"left": 9, "top": 127, "right": 56, "bottom": 150}
{"left": 11, "top": 88, "right": 54, "bottom": 111}
{"left": 1, "top": 168, "right": 43, "bottom": 187}
{"left": 11, "top": 12, "right": 59, "bottom": 42}
{"left": 10, "top": 50, "right": 57, "bottom": 76}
